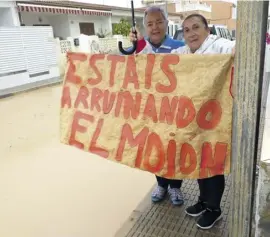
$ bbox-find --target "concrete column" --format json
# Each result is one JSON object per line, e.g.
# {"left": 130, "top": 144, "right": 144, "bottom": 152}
{"left": 230, "top": 1, "right": 269, "bottom": 237}
{"left": 10, "top": 5, "right": 20, "bottom": 26}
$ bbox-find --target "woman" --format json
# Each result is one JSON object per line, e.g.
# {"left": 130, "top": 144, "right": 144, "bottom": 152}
{"left": 129, "top": 13, "right": 235, "bottom": 230}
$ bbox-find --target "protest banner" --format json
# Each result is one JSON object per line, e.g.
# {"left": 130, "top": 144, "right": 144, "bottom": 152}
{"left": 60, "top": 52, "right": 234, "bottom": 179}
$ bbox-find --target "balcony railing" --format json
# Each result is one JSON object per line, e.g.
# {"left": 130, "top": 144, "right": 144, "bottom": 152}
{"left": 176, "top": 2, "right": 211, "bottom": 13}
{"left": 141, "top": 0, "right": 176, "bottom": 6}
{"left": 141, "top": 0, "right": 165, "bottom": 4}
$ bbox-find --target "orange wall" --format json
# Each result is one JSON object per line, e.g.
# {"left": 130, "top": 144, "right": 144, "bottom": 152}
{"left": 167, "top": 3, "right": 176, "bottom": 13}
{"left": 167, "top": 1, "right": 236, "bottom": 31}
{"left": 181, "top": 10, "right": 211, "bottom": 21}
{"left": 203, "top": 0, "right": 236, "bottom": 30}
{"left": 204, "top": 1, "right": 233, "bottom": 20}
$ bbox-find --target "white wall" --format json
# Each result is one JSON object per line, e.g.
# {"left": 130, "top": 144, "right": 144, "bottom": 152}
{"left": 21, "top": 13, "right": 71, "bottom": 39}
{"left": 0, "top": 1, "right": 20, "bottom": 26}
{"left": 0, "top": 26, "right": 59, "bottom": 92}
{"left": 21, "top": 12, "right": 112, "bottom": 38}
{"left": 0, "top": 8, "right": 14, "bottom": 26}
{"left": 71, "top": 0, "right": 145, "bottom": 8}
{"left": 111, "top": 15, "right": 144, "bottom": 23}
{"left": 21, "top": 12, "right": 51, "bottom": 25}
{"left": 0, "top": 1, "right": 15, "bottom": 8}
{"left": 48, "top": 15, "right": 71, "bottom": 39}
{"left": 112, "top": 9, "right": 144, "bottom": 18}
{"left": 111, "top": 16, "right": 123, "bottom": 24}
{"left": 68, "top": 14, "right": 111, "bottom": 37}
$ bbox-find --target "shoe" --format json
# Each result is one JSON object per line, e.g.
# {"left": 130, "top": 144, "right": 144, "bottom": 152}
{"left": 196, "top": 208, "right": 222, "bottom": 230}
{"left": 185, "top": 200, "right": 206, "bottom": 217}
{"left": 151, "top": 186, "right": 167, "bottom": 203}
{"left": 168, "top": 188, "right": 184, "bottom": 206}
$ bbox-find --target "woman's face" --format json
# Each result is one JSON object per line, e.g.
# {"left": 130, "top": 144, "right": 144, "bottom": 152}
{"left": 183, "top": 17, "right": 210, "bottom": 53}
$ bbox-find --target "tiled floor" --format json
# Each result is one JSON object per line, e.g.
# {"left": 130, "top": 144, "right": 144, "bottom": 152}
{"left": 116, "top": 176, "right": 231, "bottom": 237}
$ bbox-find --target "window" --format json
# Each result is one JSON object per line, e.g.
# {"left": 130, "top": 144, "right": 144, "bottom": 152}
{"left": 232, "top": 30, "right": 236, "bottom": 38}
{"left": 216, "top": 28, "right": 223, "bottom": 38}
{"left": 174, "top": 29, "right": 184, "bottom": 41}
{"left": 79, "top": 22, "right": 95, "bottom": 36}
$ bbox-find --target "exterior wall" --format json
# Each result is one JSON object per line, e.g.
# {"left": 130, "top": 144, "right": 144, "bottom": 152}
{"left": 20, "top": 12, "right": 112, "bottom": 38}
{"left": 21, "top": 12, "right": 71, "bottom": 39}
{"left": 112, "top": 9, "right": 144, "bottom": 18}
{"left": 111, "top": 16, "right": 123, "bottom": 24}
{"left": 0, "top": 1, "right": 15, "bottom": 8}
{"left": 21, "top": 12, "right": 51, "bottom": 25}
{"left": 203, "top": 0, "right": 236, "bottom": 30}
{"left": 0, "top": 26, "right": 59, "bottom": 95}
{"left": 0, "top": 8, "right": 14, "bottom": 26}
{"left": 204, "top": 1, "right": 233, "bottom": 20}
{"left": 169, "top": 1, "right": 211, "bottom": 20}
{"left": 20, "top": 10, "right": 146, "bottom": 39}
{"left": 227, "top": 19, "right": 236, "bottom": 32}
{"left": 0, "top": 1, "right": 20, "bottom": 26}
{"left": 68, "top": 14, "right": 112, "bottom": 37}
{"left": 71, "top": 0, "right": 145, "bottom": 8}
{"left": 111, "top": 15, "right": 144, "bottom": 25}
{"left": 181, "top": 10, "right": 212, "bottom": 20}
{"left": 168, "top": 15, "right": 182, "bottom": 24}
{"left": 50, "top": 15, "right": 71, "bottom": 39}
{"left": 167, "top": 3, "right": 176, "bottom": 14}
{"left": 175, "top": 1, "right": 211, "bottom": 14}
{"left": 111, "top": 15, "right": 144, "bottom": 24}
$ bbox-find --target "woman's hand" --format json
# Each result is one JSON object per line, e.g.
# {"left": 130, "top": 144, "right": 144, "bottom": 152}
{"left": 232, "top": 47, "right": 235, "bottom": 56}
{"left": 129, "top": 27, "right": 143, "bottom": 43}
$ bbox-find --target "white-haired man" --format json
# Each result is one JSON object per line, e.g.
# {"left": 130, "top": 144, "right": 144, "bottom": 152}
{"left": 129, "top": 6, "right": 185, "bottom": 206}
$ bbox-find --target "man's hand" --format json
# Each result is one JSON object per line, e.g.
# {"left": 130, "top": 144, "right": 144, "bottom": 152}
{"left": 129, "top": 27, "right": 143, "bottom": 43}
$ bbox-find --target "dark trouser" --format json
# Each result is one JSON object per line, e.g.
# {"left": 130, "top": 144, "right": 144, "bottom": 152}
{"left": 156, "top": 175, "right": 182, "bottom": 189}
{"left": 198, "top": 175, "right": 225, "bottom": 210}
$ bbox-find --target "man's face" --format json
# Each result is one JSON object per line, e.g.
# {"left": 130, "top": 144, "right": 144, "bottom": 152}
{"left": 145, "top": 11, "right": 167, "bottom": 44}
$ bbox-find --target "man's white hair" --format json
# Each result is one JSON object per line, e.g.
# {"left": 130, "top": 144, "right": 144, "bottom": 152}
{"left": 143, "top": 6, "right": 168, "bottom": 26}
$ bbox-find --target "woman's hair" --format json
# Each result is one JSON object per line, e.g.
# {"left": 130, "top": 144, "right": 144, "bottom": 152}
{"left": 143, "top": 6, "right": 168, "bottom": 26}
{"left": 182, "top": 14, "right": 209, "bottom": 29}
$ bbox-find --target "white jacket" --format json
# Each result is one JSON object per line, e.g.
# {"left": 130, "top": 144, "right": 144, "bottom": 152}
{"left": 138, "top": 35, "right": 235, "bottom": 55}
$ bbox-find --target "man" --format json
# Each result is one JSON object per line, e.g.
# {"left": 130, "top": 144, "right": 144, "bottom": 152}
{"left": 129, "top": 6, "right": 185, "bottom": 206}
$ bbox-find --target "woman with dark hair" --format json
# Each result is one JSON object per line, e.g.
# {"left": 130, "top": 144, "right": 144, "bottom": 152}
{"left": 130, "top": 13, "right": 235, "bottom": 230}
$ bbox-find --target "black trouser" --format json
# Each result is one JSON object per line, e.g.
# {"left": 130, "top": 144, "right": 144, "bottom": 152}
{"left": 198, "top": 175, "right": 225, "bottom": 210}
{"left": 156, "top": 175, "right": 182, "bottom": 189}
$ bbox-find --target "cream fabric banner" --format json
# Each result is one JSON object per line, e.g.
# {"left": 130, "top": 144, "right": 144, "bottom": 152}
{"left": 60, "top": 52, "right": 234, "bottom": 180}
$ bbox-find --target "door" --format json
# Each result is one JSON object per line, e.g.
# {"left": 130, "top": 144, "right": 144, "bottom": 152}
{"left": 79, "top": 22, "right": 95, "bottom": 36}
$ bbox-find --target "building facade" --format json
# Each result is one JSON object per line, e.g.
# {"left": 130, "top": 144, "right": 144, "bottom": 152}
{"left": 202, "top": 0, "right": 236, "bottom": 33}
{"left": 141, "top": 0, "right": 236, "bottom": 34}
